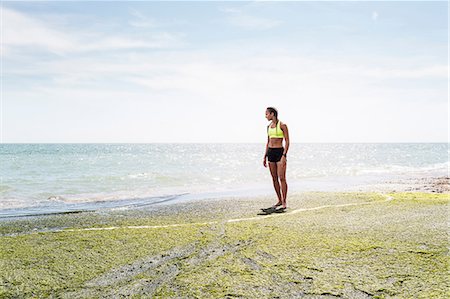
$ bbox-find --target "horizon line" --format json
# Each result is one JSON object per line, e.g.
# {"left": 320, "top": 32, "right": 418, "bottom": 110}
{"left": 1, "top": 141, "right": 448, "bottom": 145}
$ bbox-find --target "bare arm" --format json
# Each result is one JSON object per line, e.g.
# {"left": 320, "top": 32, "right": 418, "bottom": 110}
{"left": 263, "top": 135, "right": 269, "bottom": 167}
{"left": 264, "top": 135, "right": 269, "bottom": 158}
{"left": 281, "top": 124, "right": 290, "bottom": 156}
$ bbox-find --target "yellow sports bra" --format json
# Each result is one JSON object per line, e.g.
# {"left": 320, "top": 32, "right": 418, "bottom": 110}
{"left": 268, "top": 121, "right": 284, "bottom": 139}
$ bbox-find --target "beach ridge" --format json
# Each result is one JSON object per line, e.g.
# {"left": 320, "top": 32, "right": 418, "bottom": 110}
{"left": 54, "top": 193, "right": 394, "bottom": 234}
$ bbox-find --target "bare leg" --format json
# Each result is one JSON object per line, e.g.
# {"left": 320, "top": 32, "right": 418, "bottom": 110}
{"left": 269, "top": 162, "right": 282, "bottom": 204}
{"left": 277, "top": 160, "right": 288, "bottom": 208}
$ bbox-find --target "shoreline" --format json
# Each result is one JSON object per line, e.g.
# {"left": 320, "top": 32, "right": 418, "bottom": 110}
{"left": 1, "top": 174, "right": 448, "bottom": 219}
{"left": 0, "top": 176, "right": 448, "bottom": 235}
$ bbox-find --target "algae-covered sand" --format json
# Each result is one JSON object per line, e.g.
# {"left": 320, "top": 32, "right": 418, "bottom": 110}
{"left": 0, "top": 191, "right": 449, "bottom": 298}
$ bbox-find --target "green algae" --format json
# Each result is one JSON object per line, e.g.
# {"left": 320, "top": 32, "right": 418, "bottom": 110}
{"left": 0, "top": 226, "right": 213, "bottom": 297}
{"left": 151, "top": 192, "right": 449, "bottom": 298}
{"left": 0, "top": 192, "right": 448, "bottom": 298}
{"left": 388, "top": 192, "right": 449, "bottom": 205}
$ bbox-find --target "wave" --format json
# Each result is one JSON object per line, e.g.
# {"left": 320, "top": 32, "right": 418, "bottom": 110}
{"left": 0, "top": 193, "right": 189, "bottom": 219}
{"left": 357, "top": 161, "right": 449, "bottom": 176}
{"left": 0, "top": 185, "right": 14, "bottom": 193}
{"left": 0, "top": 198, "right": 30, "bottom": 210}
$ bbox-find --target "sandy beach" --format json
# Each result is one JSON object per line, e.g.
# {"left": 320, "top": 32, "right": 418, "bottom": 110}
{"left": 0, "top": 177, "right": 448, "bottom": 298}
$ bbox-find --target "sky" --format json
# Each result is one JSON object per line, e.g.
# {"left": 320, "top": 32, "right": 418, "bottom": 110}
{"left": 2, "top": 0, "right": 448, "bottom": 143}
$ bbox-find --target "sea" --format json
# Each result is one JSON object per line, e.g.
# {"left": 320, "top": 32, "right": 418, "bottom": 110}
{"left": 0, "top": 143, "right": 448, "bottom": 218}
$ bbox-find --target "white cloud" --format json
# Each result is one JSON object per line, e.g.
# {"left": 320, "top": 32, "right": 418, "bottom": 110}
{"left": 79, "top": 33, "right": 184, "bottom": 52}
{"left": 128, "top": 8, "right": 158, "bottom": 28}
{"left": 219, "top": 7, "right": 242, "bottom": 14}
{"left": 8, "top": 43, "right": 447, "bottom": 96}
{"left": 220, "top": 6, "right": 281, "bottom": 30}
{"left": 3, "top": 8, "right": 76, "bottom": 55}
{"left": 6, "top": 47, "right": 448, "bottom": 142}
{"left": 229, "top": 14, "right": 282, "bottom": 30}
{"left": 2, "top": 7, "right": 183, "bottom": 56}
{"left": 365, "top": 65, "right": 448, "bottom": 79}
{"left": 372, "top": 11, "right": 379, "bottom": 21}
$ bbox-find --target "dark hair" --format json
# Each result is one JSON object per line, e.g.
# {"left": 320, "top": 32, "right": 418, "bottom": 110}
{"left": 266, "top": 107, "right": 278, "bottom": 118}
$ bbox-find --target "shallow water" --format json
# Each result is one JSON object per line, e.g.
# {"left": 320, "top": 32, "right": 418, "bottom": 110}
{"left": 1, "top": 143, "right": 447, "bottom": 216}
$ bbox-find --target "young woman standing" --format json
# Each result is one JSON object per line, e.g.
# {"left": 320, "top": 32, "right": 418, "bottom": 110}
{"left": 263, "top": 107, "right": 290, "bottom": 212}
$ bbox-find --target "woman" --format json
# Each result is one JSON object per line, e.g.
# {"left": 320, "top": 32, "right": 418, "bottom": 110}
{"left": 263, "top": 107, "right": 290, "bottom": 212}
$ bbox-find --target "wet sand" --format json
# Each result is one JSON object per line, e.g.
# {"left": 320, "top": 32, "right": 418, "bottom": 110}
{"left": 0, "top": 177, "right": 448, "bottom": 298}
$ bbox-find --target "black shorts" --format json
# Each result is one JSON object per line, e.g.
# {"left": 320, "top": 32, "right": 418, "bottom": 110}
{"left": 267, "top": 147, "right": 284, "bottom": 162}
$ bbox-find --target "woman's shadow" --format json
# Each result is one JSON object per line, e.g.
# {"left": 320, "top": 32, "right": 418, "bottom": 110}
{"left": 257, "top": 206, "right": 286, "bottom": 215}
